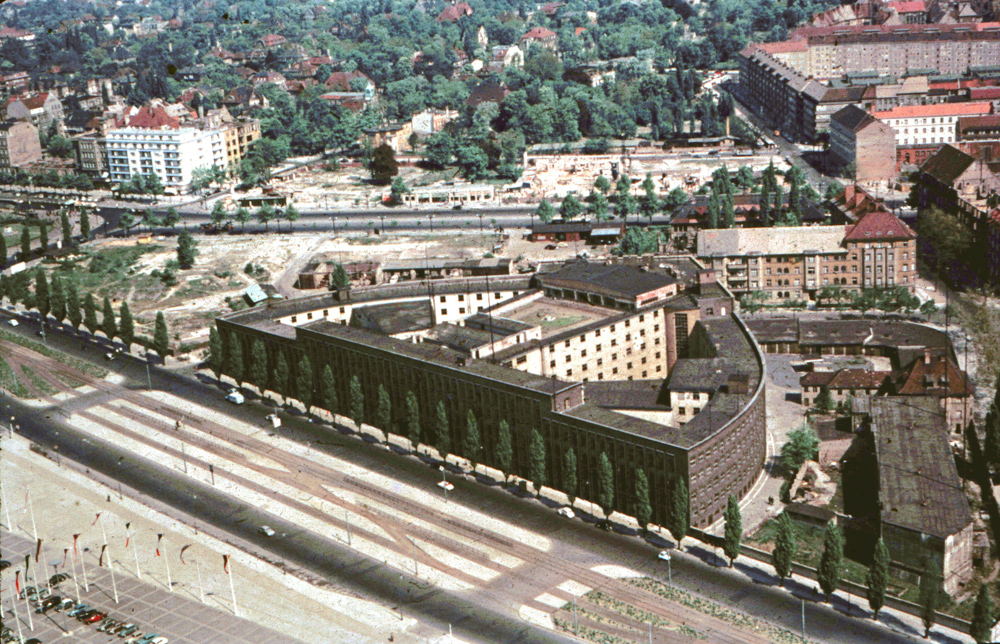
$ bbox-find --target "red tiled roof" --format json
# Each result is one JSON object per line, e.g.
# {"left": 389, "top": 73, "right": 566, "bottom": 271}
{"left": 258, "top": 34, "right": 286, "bottom": 47}
{"left": 873, "top": 102, "right": 994, "bottom": 120}
{"left": 969, "top": 87, "right": 1000, "bottom": 100}
{"left": 437, "top": 2, "right": 473, "bottom": 22}
{"left": 757, "top": 40, "right": 809, "bottom": 54}
{"left": 20, "top": 92, "right": 50, "bottom": 110}
{"left": 844, "top": 209, "right": 916, "bottom": 242}
{"left": 800, "top": 369, "right": 890, "bottom": 390}
{"left": 126, "top": 105, "right": 180, "bottom": 129}
{"left": 323, "top": 70, "right": 370, "bottom": 91}
{"left": 885, "top": 0, "right": 926, "bottom": 13}
{"left": 521, "top": 26, "right": 556, "bottom": 42}
{"left": 893, "top": 353, "right": 974, "bottom": 397}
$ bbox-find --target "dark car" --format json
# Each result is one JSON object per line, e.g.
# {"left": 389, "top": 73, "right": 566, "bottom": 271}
{"left": 0, "top": 560, "right": 10, "bottom": 570}
{"left": 68, "top": 604, "right": 92, "bottom": 617}
{"left": 49, "top": 573, "right": 71, "bottom": 586}
{"left": 25, "top": 639, "right": 42, "bottom": 644}
{"left": 38, "top": 596, "right": 61, "bottom": 613}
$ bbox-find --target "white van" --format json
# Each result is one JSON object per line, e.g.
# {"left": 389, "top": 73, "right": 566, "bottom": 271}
{"left": 225, "top": 390, "right": 245, "bottom": 404}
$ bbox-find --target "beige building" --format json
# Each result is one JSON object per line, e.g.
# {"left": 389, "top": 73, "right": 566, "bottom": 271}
{"left": 0, "top": 119, "right": 41, "bottom": 168}
{"left": 698, "top": 209, "right": 918, "bottom": 301}
{"left": 829, "top": 105, "right": 898, "bottom": 182}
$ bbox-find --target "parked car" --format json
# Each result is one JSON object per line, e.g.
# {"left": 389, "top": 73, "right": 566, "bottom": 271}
{"left": 82, "top": 611, "right": 106, "bottom": 624}
{"left": 98, "top": 619, "right": 120, "bottom": 633}
{"left": 7, "top": 319, "right": 18, "bottom": 326}
{"left": 437, "top": 480, "right": 454, "bottom": 491}
{"left": 225, "top": 389, "right": 245, "bottom": 404}
{"left": 557, "top": 507, "right": 575, "bottom": 519}
{"left": 149, "top": 638, "right": 169, "bottom": 644}
{"left": 131, "top": 634, "right": 160, "bottom": 644}
{"left": 49, "top": 572, "right": 71, "bottom": 585}
{"left": 68, "top": 604, "right": 92, "bottom": 617}
{"left": 56, "top": 598, "right": 75, "bottom": 611}
{"left": 658, "top": 550, "right": 672, "bottom": 561}
{"left": 38, "top": 596, "right": 62, "bottom": 613}
{"left": 0, "top": 559, "right": 10, "bottom": 570}
{"left": 116, "top": 624, "right": 138, "bottom": 637}
{"left": 259, "top": 525, "right": 275, "bottom": 537}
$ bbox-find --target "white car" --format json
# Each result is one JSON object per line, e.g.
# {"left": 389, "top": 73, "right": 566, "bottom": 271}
{"left": 225, "top": 390, "right": 245, "bottom": 404}
{"left": 259, "top": 525, "right": 275, "bottom": 537}
{"left": 558, "top": 507, "right": 575, "bottom": 519}
{"left": 658, "top": 550, "right": 672, "bottom": 561}
{"left": 437, "top": 481, "right": 454, "bottom": 491}
{"left": 7, "top": 319, "right": 18, "bottom": 327}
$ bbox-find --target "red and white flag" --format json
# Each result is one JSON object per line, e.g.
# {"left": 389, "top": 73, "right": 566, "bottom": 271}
{"left": 222, "top": 554, "right": 230, "bottom": 575}
{"left": 61, "top": 548, "right": 68, "bottom": 569}
{"left": 72, "top": 533, "right": 80, "bottom": 556}
{"left": 124, "top": 522, "right": 131, "bottom": 549}
{"left": 155, "top": 534, "right": 163, "bottom": 557}
{"left": 92, "top": 512, "right": 102, "bottom": 526}
{"left": 179, "top": 544, "right": 191, "bottom": 565}
{"left": 98, "top": 544, "right": 107, "bottom": 567}
{"left": 15, "top": 570, "right": 21, "bottom": 595}
{"left": 35, "top": 538, "right": 43, "bottom": 563}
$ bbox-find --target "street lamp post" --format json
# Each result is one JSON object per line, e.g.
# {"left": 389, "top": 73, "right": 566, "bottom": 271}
{"left": 439, "top": 465, "right": 448, "bottom": 503}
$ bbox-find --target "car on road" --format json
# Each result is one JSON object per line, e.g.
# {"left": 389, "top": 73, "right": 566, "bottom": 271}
{"left": 437, "top": 480, "right": 454, "bottom": 491}
{"left": 658, "top": 550, "right": 672, "bottom": 561}
{"left": 544, "top": 244, "right": 557, "bottom": 250}
{"left": 558, "top": 507, "right": 575, "bottom": 519}
{"left": 0, "top": 560, "right": 9, "bottom": 570}
{"left": 7, "top": 319, "right": 18, "bottom": 326}
{"left": 225, "top": 389, "right": 245, "bottom": 404}
{"left": 259, "top": 525, "right": 276, "bottom": 537}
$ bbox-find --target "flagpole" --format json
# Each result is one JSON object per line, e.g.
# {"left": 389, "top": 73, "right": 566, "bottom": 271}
{"left": 68, "top": 547, "right": 81, "bottom": 603}
{"left": 131, "top": 530, "right": 141, "bottom": 580}
{"left": 1, "top": 484, "right": 14, "bottom": 532}
{"left": 163, "top": 540, "right": 173, "bottom": 592}
{"left": 27, "top": 494, "right": 50, "bottom": 596}
{"left": 9, "top": 586, "right": 26, "bottom": 641}
{"left": 98, "top": 516, "right": 118, "bottom": 602}
{"left": 79, "top": 536, "right": 90, "bottom": 592}
{"left": 196, "top": 559, "right": 204, "bottom": 603}
{"left": 21, "top": 567, "right": 34, "bottom": 631}
{"left": 228, "top": 560, "right": 239, "bottom": 617}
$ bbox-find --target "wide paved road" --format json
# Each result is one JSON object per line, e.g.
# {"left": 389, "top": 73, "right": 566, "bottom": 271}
{"left": 0, "top": 309, "right": 947, "bottom": 644}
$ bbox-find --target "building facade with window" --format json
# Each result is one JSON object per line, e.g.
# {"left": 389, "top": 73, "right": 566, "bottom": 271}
{"left": 104, "top": 127, "right": 227, "bottom": 192}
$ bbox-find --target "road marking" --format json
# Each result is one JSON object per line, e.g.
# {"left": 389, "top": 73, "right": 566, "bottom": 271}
{"left": 534, "top": 592, "right": 567, "bottom": 609}
{"left": 518, "top": 605, "right": 555, "bottom": 629}
{"left": 556, "top": 580, "right": 591, "bottom": 596}
{"left": 591, "top": 565, "right": 642, "bottom": 579}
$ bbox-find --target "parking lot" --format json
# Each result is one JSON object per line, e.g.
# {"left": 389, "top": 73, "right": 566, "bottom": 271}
{"left": 1, "top": 531, "right": 305, "bottom": 644}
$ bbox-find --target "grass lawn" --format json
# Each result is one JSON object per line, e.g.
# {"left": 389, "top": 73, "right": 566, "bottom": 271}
{"left": 0, "top": 356, "right": 30, "bottom": 397}
{"left": 0, "top": 328, "right": 108, "bottom": 379}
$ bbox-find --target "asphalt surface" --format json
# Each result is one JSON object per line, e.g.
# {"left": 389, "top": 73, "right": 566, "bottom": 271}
{"left": 0, "top": 308, "right": 962, "bottom": 644}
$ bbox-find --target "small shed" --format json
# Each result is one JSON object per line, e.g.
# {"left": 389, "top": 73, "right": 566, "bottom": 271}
{"left": 784, "top": 503, "right": 837, "bottom": 530}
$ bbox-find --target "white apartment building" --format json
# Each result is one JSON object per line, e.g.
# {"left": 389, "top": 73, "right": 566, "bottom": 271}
{"left": 872, "top": 102, "right": 994, "bottom": 147}
{"left": 105, "top": 127, "right": 227, "bottom": 193}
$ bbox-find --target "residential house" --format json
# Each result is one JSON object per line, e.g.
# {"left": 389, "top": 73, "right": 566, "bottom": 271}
{"left": 873, "top": 102, "right": 994, "bottom": 167}
{"left": 4, "top": 92, "right": 64, "bottom": 132}
{"left": 0, "top": 71, "right": 30, "bottom": 97}
{"left": 176, "top": 65, "right": 207, "bottom": 83}
{"left": 0, "top": 119, "right": 41, "bottom": 168}
{"left": 363, "top": 121, "right": 413, "bottom": 153}
{"left": 829, "top": 105, "right": 897, "bottom": 181}
{"left": 252, "top": 70, "right": 287, "bottom": 90}
{"left": 466, "top": 81, "right": 509, "bottom": 108}
{"left": 520, "top": 26, "right": 558, "bottom": 50}
{"left": 436, "top": 2, "right": 473, "bottom": 22}
{"left": 256, "top": 34, "right": 287, "bottom": 49}
{"left": 800, "top": 368, "right": 890, "bottom": 407}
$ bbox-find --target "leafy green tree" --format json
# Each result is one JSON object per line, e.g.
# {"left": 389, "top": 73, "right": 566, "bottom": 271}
{"left": 815, "top": 386, "right": 833, "bottom": 412}
{"left": 918, "top": 206, "right": 973, "bottom": 282}
{"left": 970, "top": 584, "right": 995, "bottom": 643}
{"left": 255, "top": 204, "right": 275, "bottom": 233}
{"left": 153, "top": 311, "right": 169, "bottom": 358}
{"left": 664, "top": 186, "right": 688, "bottom": 212}
{"left": 536, "top": 199, "right": 556, "bottom": 224}
{"left": 176, "top": 231, "right": 198, "bottom": 269}
{"left": 119, "top": 301, "right": 134, "bottom": 351}
{"left": 723, "top": 495, "right": 742, "bottom": 566}
{"left": 464, "top": 410, "right": 481, "bottom": 468}
{"left": 66, "top": 283, "right": 81, "bottom": 329}
{"left": 211, "top": 201, "right": 227, "bottom": 226}
{"left": 707, "top": 189, "right": 721, "bottom": 229}
{"left": 273, "top": 351, "right": 290, "bottom": 403}
{"left": 34, "top": 269, "right": 49, "bottom": 318}
{"left": 866, "top": 538, "right": 889, "bottom": 620}
{"left": 594, "top": 175, "right": 611, "bottom": 195}
{"left": 208, "top": 326, "right": 222, "bottom": 379}
{"left": 79, "top": 210, "right": 91, "bottom": 240}
{"left": 234, "top": 207, "right": 251, "bottom": 233}
{"left": 563, "top": 448, "right": 578, "bottom": 503}
{"left": 497, "top": 419, "right": 513, "bottom": 482}
{"left": 435, "top": 400, "right": 450, "bottom": 456}
{"left": 296, "top": 356, "right": 313, "bottom": 412}
{"left": 101, "top": 295, "right": 116, "bottom": 339}
{"left": 330, "top": 263, "right": 350, "bottom": 290}
{"left": 320, "top": 365, "right": 337, "bottom": 416}
{"left": 390, "top": 177, "right": 410, "bottom": 205}
{"left": 634, "top": 469, "right": 652, "bottom": 531}
{"left": 227, "top": 333, "right": 244, "bottom": 386}
{"left": 350, "top": 375, "right": 364, "bottom": 427}
{"left": 0, "top": 231, "right": 7, "bottom": 266}
{"left": 528, "top": 428, "right": 546, "bottom": 496}
{"left": 50, "top": 277, "right": 65, "bottom": 323}
{"left": 61, "top": 211, "right": 73, "bottom": 247}
{"left": 597, "top": 452, "right": 614, "bottom": 517}
{"left": 21, "top": 226, "right": 30, "bottom": 259}
{"left": 639, "top": 173, "right": 659, "bottom": 222}
{"left": 163, "top": 207, "right": 181, "bottom": 229}
{"left": 370, "top": 143, "right": 399, "bottom": 185}
{"left": 919, "top": 564, "right": 942, "bottom": 638}
{"left": 615, "top": 228, "right": 659, "bottom": 256}
{"left": 250, "top": 339, "right": 269, "bottom": 392}
{"left": 590, "top": 191, "right": 611, "bottom": 221}
{"left": 818, "top": 523, "right": 844, "bottom": 601}
{"left": 376, "top": 383, "right": 392, "bottom": 433}
{"left": 559, "top": 194, "right": 584, "bottom": 220}
{"left": 284, "top": 203, "right": 301, "bottom": 233}
{"left": 772, "top": 511, "right": 795, "bottom": 585}
{"left": 780, "top": 425, "right": 819, "bottom": 474}
{"left": 39, "top": 222, "right": 48, "bottom": 254}
{"left": 119, "top": 211, "right": 136, "bottom": 237}
{"left": 669, "top": 478, "right": 689, "bottom": 548}
{"left": 722, "top": 192, "right": 735, "bottom": 229}
{"left": 456, "top": 145, "right": 489, "bottom": 181}
{"left": 736, "top": 166, "right": 755, "bottom": 192}
{"left": 405, "top": 391, "right": 420, "bottom": 449}
{"left": 423, "top": 132, "right": 456, "bottom": 168}
{"left": 615, "top": 175, "right": 636, "bottom": 220}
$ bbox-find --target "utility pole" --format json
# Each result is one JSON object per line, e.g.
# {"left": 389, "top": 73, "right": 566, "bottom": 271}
{"left": 801, "top": 598, "right": 806, "bottom": 643}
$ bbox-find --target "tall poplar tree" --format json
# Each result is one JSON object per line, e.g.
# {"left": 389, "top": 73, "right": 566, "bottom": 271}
{"left": 273, "top": 352, "right": 290, "bottom": 403}
{"left": 349, "top": 375, "right": 364, "bottom": 427}
{"left": 296, "top": 356, "right": 313, "bottom": 412}
{"left": 153, "top": 311, "right": 169, "bottom": 358}
{"left": 597, "top": 452, "right": 614, "bottom": 517}
{"left": 61, "top": 211, "right": 73, "bottom": 247}
{"left": 435, "top": 400, "right": 450, "bottom": 456}
{"left": 772, "top": 511, "right": 795, "bottom": 586}
{"left": 66, "top": 282, "right": 81, "bottom": 329}
{"left": 669, "top": 478, "right": 689, "bottom": 548}
{"left": 723, "top": 495, "right": 742, "bottom": 567}
{"left": 208, "top": 326, "right": 222, "bottom": 379}
{"left": 101, "top": 295, "right": 116, "bottom": 339}
{"left": 320, "top": 365, "right": 337, "bottom": 416}
{"left": 496, "top": 420, "right": 512, "bottom": 482}
{"left": 866, "top": 538, "right": 889, "bottom": 619}
{"left": 83, "top": 292, "right": 98, "bottom": 334}
{"left": 464, "top": 410, "right": 481, "bottom": 468}
{"left": 50, "top": 277, "right": 65, "bottom": 323}
{"left": 227, "top": 333, "right": 244, "bottom": 386}
{"left": 634, "top": 468, "right": 652, "bottom": 531}
{"left": 563, "top": 448, "right": 577, "bottom": 504}
{"left": 818, "top": 523, "right": 844, "bottom": 601}
{"left": 376, "top": 384, "right": 392, "bottom": 434}
{"left": 405, "top": 391, "right": 420, "bottom": 449}
{"left": 119, "top": 301, "right": 134, "bottom": 351}
{"left": 34, "top": 269, "right": 49, "bottom": 319}
{"left": 250, "top": 339, "right": 268, "bottom": 393}
{"left": 528, "top": 428, "right": 546, "bottom": 496}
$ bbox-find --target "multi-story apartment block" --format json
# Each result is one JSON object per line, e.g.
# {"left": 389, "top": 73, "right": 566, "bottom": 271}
{"left": 874, "top": 101, "right": 994, "bottom": 165}
{"left": 0, "top": 118, "right": 41, "bottom": 169}
{"left": 739, "top": 45, "right": 828, "bottom": 143}
{"left": 829, "top": 105, "right": 898, "bottom": 180}
{"left": 697, "top": 208, "right": 918, "bottom": 301}
{"left": 104, "top": 127, "right": 227, "bottom": 193}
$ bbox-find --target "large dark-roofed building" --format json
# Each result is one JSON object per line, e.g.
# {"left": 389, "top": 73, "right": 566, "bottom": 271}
{"left": 537, "top": 262, "right": 681, "bottom": 310}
